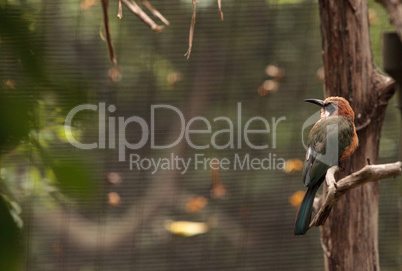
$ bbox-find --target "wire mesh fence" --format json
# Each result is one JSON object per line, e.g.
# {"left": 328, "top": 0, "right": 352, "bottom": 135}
{"left": 0, "top": 0, "right": 400, "bottom": 270}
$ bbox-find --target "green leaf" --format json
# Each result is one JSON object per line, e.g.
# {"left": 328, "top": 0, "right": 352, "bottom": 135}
{"left": 0, "top": 194, "right": 22, "bottom": 271}
{"left": 51, "top": 157, "right": 96, "bottom": 200}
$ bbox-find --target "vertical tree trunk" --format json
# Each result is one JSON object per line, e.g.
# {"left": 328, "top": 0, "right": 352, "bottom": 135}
{"left": 318, "top": 0, "right": 395, "bottom": 270}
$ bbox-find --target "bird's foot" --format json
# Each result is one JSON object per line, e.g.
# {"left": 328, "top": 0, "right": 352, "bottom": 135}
{"left": 325, "top": 166, "right": 339, "bottom": 190}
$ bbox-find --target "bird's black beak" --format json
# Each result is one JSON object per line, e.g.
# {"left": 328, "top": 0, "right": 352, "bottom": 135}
{"left": 304, "top": 99, "right": 324, "bottom": 107}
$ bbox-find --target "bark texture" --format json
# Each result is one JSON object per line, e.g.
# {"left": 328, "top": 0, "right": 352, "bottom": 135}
{"left": 317, "top": 0, "right": 395, "bottom": 270}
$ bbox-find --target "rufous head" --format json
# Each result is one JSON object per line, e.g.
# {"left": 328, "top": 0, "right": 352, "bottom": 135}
{"left": 304, "top": 96, "right": 355, "bottom": 120}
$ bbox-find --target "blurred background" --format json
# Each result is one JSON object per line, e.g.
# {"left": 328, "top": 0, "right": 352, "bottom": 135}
{"left": 0, "top": 0, "right": 400, "bottom": 270}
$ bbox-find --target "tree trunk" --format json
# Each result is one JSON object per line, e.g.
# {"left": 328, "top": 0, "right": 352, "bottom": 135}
{"left": 318, "top": 0, "right": 395, "bottom": 270}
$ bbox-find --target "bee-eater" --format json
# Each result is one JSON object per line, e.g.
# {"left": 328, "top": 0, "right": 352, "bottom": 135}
{"left": 294, "top": 96, "right": 358, "bottom": 235}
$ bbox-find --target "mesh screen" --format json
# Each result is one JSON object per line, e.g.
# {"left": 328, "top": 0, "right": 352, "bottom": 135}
{"left": 0, "top": 0, "right": 400, "bottom": 270}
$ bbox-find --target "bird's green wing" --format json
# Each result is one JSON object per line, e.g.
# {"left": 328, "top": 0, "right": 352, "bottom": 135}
{"left": 302, "top": 116, "right": 354, "bottom": 187}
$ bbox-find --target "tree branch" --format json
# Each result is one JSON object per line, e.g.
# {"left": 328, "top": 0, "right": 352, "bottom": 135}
{"left": 218, "top": 0, "right": 224, "bottom": 21}
{"left": 139, "top": 0, "right": 170, "bottom": 26}
{"left": 375, "top": 73, "right": 396, "bottom": 103}
{"left": 309, "top": 161, "right": 402, "bottom": 229}
{"left": 101, "top": 0, "right": 117, "bottom": 64}
{"left": 121, "top": 0, "right": 164, "bottom": 33}
{"left": 184, "top": 0, "right": 197, "bottom": 59}
{"left": 375, "top": 0, "right": 402, "bottom": 43}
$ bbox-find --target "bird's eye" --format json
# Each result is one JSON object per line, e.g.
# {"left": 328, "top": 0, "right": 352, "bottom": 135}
{"left": 325, "top": 103, "right": 337, "bottom": 115}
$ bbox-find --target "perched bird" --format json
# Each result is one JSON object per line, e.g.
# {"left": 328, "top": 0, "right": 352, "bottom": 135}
{"left": 294, "top": 96, "right": 358, "bottom": 235}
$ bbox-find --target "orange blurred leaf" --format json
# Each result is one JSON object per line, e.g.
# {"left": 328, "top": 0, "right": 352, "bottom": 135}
{"left": 186, "top": 196, "right": 208, "bottom": 213}
{"left": 265, "top": 64, "right": 285, "bottom": 81}
{"left": 4, "top": 79, "right": 16, "bottom": 89}
{"left": 284, "top": 159, "right": 303, "bottom": 174}
{"left": 258, "top": 80, "right": 278, "bottom": 96}
{"left": 108, "top": 192, "right": 121, "bottom": 206}
{"left": 289, "top": 190, "right": 305, "bottom": 207}
{"left": 108, "top": 65, "right": 122, "bottom": 82}
{"left": 167, "top": 72, "right": 182, "bottom": 88}
{"left": 81, "top": 0, "right": 98, "bottom": 10}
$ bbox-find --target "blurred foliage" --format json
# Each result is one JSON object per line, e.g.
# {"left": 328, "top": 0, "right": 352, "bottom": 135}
{"left": 0, "top": 193, "right": 22, "bottom": 271}
{"left": 0, "top": 95, "right": 32, "bottom": 151}
{"left": 0, "top": 2, "right": 98, "bottom": 269}
{"left": 0, "top": 0, "right": 400, "bottom": 271}
{"left": 0, "top": 3, "right": 44, "bottom": 79}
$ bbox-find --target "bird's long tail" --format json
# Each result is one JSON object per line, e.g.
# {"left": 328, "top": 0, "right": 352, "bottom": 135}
{"left": 294, "top": 183, "right": 321, "bottom": 235}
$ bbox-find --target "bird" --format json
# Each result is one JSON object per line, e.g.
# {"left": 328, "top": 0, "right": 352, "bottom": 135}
{"left": 294, "top": 96, "right": 358, "bottom": 235}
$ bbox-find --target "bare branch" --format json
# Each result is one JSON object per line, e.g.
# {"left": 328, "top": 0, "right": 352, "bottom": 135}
{"left": 118, "top": 0, "right": 123, "bottom": 19}
{"left": 101, "top": 0, "right": 117, "bottom": 64}
{"left": 140, "top": 0, "right": 170, "bottom": 26}
{"left": 376, "top": 74, "right": 396, "bottom": 103}
{"left": 354, "top": 73, "right": 394, "bottom": 131}
{"left": 184, "top": 0, "right": 197, "bottom": 59}
{"left": 121, "top": 0, "right": 164, "bottom": 33}
{"left": 355, "top": 118, "right": 371, "bottom": 131}
{"left": 375, "top": 0, "right": 402, "bottom": 42}
{"left": 218, "top": 0, "right": 224, "bottom": 21}
{"left": 309, "top": 161, "right": 402, "bottom": 229}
